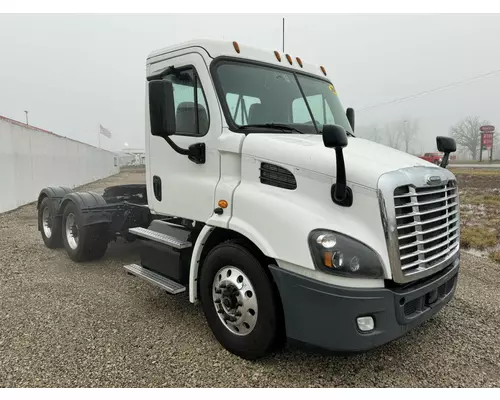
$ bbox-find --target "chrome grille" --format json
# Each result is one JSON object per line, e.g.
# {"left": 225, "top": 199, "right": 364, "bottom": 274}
{"left": 393, "top": 180, "right": 459, "bottom": 276}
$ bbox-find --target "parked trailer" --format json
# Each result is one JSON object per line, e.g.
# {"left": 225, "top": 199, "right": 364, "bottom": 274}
{"left": 37, "top": 39, "right": 460, "bottom": 360}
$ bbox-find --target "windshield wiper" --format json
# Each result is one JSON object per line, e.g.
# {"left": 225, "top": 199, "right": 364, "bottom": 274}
{"left": 239, "top": 123, "right": 306, "bottom": 134}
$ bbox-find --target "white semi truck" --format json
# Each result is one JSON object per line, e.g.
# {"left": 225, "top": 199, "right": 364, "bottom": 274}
{"left": 37, "top": 39, "right": 460, "bottom": 360}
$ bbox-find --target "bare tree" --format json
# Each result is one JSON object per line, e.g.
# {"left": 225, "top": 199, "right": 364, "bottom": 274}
{"left": 451, "top": 116, "right": 490, "bottom": 160}
{"left": 400, "top": 119, "right": 419, "bottom": 154}
{"left": 371, "top": 125, "right": 383, "bottom": 144}
{"left": 385, "top": 122, "right": 402, "bottom": 150}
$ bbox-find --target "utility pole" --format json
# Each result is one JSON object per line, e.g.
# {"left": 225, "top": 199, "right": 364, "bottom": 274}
{"left": 24, "top": 110, "right": 29, "bottom": 125}
{"left": 282, "top": 17, "right": 285, "bottom": 53}
{"left": 479, "top": 131, "right": 483, "bottom": 162}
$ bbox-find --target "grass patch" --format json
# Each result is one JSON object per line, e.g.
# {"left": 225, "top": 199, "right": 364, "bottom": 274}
{"left": 461, "top": 194, "right": 500, "bottom": 207}
{"left": 450, "top": 168, "right": 500, "bottom": 176}
{"left": 489, "top": 251, "right": 500, "bottom": 263}
{"left": 460, "top": 227, "right": 497, "bottom": 250}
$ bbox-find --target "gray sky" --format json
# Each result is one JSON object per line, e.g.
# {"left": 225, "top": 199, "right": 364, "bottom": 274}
{"left": 0, "top": 13, "right": 499, "bottom": 153}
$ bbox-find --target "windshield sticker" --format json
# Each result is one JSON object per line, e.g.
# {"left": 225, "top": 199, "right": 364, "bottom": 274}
{"left": 328, "top": 84, "right": 337, "bottom": 95}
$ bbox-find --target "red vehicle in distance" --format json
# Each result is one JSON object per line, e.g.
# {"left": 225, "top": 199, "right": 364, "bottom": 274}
{"left": 418, "top": 152, "right": 456, "bottom": 165}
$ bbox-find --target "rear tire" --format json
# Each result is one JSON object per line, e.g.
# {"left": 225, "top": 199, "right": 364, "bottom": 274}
{"left": 38, "top": 197, "right": 62, "bottom": 248}
{"left": 199, "top": 241, "right": 283, "bottom": 360}
{"left": 61, "top": 202, "right": 108, "bottom": 262}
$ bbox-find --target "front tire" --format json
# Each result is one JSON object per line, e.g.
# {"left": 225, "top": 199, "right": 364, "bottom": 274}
{"left": 61, "top": 202, "right": 108, "bottom": 262}
{"left": 199, "top": 241, "right": 283, "bottom": 360}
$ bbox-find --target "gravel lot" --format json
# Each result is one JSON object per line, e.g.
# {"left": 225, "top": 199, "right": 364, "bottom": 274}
{"left": 1, "top": 169, "right": 499, "bottom": 387}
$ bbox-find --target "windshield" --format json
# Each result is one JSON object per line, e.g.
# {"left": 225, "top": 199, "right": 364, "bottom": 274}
{"left": 213, "top": 60, "right": 353, "bottom": 135}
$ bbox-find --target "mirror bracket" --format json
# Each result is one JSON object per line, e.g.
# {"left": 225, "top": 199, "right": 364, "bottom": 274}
{"left": 331, "top": 184, "right": 353, "bottom": 207}
{"left": 188, "top": 143, "right": 206, "bottom": 164}
{"left": 164, "top": 136, "right": 206, "bottom": 164}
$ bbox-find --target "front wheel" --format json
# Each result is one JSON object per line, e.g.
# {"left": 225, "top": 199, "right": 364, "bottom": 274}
{"left": 199, "top": 241, "right": 283, "bottom": 360}
{"left": 61, "top": 202, "right": 108, "bottom": 262}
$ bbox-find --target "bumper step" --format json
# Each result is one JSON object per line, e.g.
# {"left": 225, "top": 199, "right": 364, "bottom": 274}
{"left": 124, "top": 263, "right": 186, "bottom": 294}
{"left": 128, "top": 227, "right": 192, "bottom": 249}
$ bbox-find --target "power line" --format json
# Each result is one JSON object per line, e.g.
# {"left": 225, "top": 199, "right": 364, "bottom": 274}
{"left": 358, "top": 67, "right": 500, "bottom": 112}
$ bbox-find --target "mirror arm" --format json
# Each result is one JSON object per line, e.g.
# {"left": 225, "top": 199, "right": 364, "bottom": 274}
{"left": 165, "top": 136, "right": 189, "bottom": 156}
{"left": 440, "top": 153, "right": 450, "bottom": 169}
{"left": 331, "top": 148, "right": 353, "bottom": 207}
{"left": 334, "top": 148, "right": 346, "bottom": 201}
{"left": 164, "top": 136, "right": 205, "bottom": 164}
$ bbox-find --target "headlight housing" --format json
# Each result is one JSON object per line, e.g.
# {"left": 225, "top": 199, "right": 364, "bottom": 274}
{"left": 308, "top": 229, "right": 384, "bottom": 278}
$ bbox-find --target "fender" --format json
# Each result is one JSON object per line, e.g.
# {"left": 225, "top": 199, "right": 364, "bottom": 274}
{"left": 59, "top": 191, "right": 112, "bottom": 227}
{"left": 188, "top": 224, "right": 273, "bottom": 303}
{"left": 189, "top": 225, "right": 215, "bottom": 303}
{"left": 37, "top": 186, "right": 73, "bottom": 231}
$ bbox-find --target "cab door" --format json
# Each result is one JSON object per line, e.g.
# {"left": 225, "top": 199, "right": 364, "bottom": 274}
{"left": 146, "top": 51, "right": 222, "bottom": 222}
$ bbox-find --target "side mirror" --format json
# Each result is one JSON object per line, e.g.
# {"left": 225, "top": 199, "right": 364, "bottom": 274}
{"left": 436, "top": 136, "right": 456, "bottom": 153}
{"left": 322, "top": 124, "right": 352, "bottom": 207}
{"left": 149, "top": 80, "right": 176, "bottom": 137}
{"left": 346, "top": 107, "right": 355, "bottom": 132}
{"left": 436, "top": 136, "right": 456, "bottom": 168}
{"left": 322, "top": 124, "right": 348, "bottom": 148}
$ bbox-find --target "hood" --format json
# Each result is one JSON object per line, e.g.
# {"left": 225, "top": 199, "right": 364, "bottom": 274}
{"left": 241, "top": 134, "right": 434, "bottom": 189}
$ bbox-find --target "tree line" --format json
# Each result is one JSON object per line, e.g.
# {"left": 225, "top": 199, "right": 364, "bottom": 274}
{"left": 355, "top": 116, "right": 497, "bottom": 160}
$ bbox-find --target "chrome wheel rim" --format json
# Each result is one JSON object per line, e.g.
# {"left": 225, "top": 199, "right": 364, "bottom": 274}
{"left": 42, "top": 207, "right": 52, "bottom": 238}
{"left": 212, "top": 266, "right": 258, "bottom": 336}
{"left": 65, "top": 213, "right": 79, "bottom": 250}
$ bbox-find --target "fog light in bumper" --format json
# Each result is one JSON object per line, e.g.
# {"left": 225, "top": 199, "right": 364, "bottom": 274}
{"left": 356, "top": 316, "right": 375, "bottom": 332}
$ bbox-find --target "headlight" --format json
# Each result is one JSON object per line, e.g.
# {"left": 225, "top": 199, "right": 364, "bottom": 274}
{"left": 308, "top": 229, "right": 384, "bottom": 278}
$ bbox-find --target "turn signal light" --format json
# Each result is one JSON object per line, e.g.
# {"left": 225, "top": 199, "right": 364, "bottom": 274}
{"left": 233, "top": 41, "right": 240, "bottom": 53}
{"left": 285, "top": 54, "right": 293, "bottom": 65}
{"left": 320, "top": 65, "right": 327, "bottom": 76}
{"left": 324, "top": 251, "right": 333, "bottom": 268}
{"left": 274, "top": 51, "right": 281, "bottom": 62}
{"left": 296, "top": 57, "right": 303, "bottom": 68}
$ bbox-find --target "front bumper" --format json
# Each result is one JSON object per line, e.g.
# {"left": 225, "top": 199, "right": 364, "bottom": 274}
{"left": 269, "top": 254, "right": 459, "bottom": 353}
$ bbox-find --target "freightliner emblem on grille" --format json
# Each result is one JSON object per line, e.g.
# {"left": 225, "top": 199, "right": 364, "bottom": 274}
{"left": 426, "top": 175, "right": 442, "bottom": 185}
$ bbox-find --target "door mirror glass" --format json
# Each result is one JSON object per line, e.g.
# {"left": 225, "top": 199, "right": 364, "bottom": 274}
{"left": 149, "top": 80, "right": 176, "bottom": 137}
{"left": 436, "top": 136, "right": 456, "bottom": 153}
{"left": 322, "top": 124, "right": 348, "bottom": 148}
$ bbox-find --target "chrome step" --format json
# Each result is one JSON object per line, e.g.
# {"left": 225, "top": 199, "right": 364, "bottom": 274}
{"left": 124, "top": 263, "right": 186, "bottom": 294}
{"left": 128, "top": 227, "right": 192, "bottom": 249}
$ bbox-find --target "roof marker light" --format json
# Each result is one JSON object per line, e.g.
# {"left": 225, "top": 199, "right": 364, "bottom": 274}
{"left": 274, "top": 51, "right": 281, "bottom": 62}
{"left": 320, "top": 66, "right": 327, "bottom": 76}
{"left": 285, "top": 54, "right": 293, "bottom": 65}
{"left": 233, "top": 41, "right": 240, "bottom": 53}
{"left": 296, "top": 57, "right": 303, "bottom": 68}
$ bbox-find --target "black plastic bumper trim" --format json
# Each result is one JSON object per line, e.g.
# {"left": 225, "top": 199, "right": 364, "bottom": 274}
{"left": 269, "top": 257, "right": 459, "bottom": 354}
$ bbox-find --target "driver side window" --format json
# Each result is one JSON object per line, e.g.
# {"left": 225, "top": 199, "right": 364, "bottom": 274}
{"left": 163, "top": 67, "right": 210, "bottom": 136}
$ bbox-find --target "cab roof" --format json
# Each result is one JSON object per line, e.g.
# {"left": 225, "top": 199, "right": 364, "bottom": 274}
{"left": 147, "top": 38, "right": 330, "bottom": 80}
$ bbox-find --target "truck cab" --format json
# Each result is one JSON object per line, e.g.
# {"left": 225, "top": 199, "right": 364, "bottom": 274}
{"left": 37, "top": 39, "right": 460, "bottom": 360}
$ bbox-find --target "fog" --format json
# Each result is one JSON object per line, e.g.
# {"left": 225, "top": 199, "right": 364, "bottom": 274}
{"left": 0, "top": 13, "right": 499, "bottom": 156}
